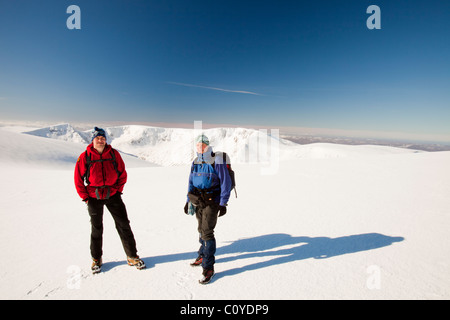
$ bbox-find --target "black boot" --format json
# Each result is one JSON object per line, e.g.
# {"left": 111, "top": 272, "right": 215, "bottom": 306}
{"left": 190, "top": 256, "right": 203, "bottom": 267}
{"left": 199, "top": 268, "right": 215, "bottom": 285}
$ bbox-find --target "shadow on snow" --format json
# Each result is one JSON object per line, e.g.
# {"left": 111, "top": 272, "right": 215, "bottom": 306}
{"left": 100, "top": 233, "right": 404, "bottom": 279}
{"left": 213, "top": 233, "right": 404, "bottom": 281}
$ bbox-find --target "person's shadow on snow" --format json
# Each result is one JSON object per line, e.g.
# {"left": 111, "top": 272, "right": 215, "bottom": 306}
{"left": 213, "top": 233, "right": 404, "bottom": 281}
{"left": 102, "top": 233, "right": 403, "bottom": 276}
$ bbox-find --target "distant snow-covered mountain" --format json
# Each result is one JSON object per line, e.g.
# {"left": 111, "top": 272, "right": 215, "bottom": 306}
{"left": 24, "top": 123, "right": 422, "bottom": 166}
{"left": 24, "top": 123, "right": 91, "bottom": 144}
{"left": 24, "top": 124, "right": 289, "bottom": 165}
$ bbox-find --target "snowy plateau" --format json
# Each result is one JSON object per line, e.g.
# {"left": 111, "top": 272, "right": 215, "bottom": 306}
{"left": 0, "top": 123, "right": 449, "bottom": 300}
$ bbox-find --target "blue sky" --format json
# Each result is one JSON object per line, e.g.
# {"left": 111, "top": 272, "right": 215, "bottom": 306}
{"left": 1, "top": 0, "right": 449, "bottom": 142}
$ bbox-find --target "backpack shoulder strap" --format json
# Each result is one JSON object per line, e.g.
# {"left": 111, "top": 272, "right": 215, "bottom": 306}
{"left": 110, "top": 148, "right": 121, "bottom": 178}
{"left": 84, "top": 150, "right": 91, "bottom": 185}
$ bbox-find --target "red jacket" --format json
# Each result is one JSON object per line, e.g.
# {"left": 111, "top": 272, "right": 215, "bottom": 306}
{"left": 74, "top": 143, "right": 127, "bottom": 201}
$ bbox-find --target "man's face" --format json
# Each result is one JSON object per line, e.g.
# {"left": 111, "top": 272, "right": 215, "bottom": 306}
{"left": 93, "top": 136, "right": 106, "bottom": 150}
{"left": 196, "top": 142, "right": 208, "bottom": 154}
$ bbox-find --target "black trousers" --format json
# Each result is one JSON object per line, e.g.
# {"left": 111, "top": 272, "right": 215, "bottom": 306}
{"left": 87, "top": 193, "right": 138, "bottom": 260}
{"left": 188, "top": 192, "right": 220, "bottom": 270}
{"left": 195, "top": 204, "right": 219, "bottom": 270}
{"left": 196, "top": 202, "right": 219, "bottom": 241}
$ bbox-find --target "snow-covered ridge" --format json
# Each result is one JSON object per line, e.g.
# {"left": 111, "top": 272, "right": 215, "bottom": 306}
{"left": 23, "top": 123, "right": 422, "bottom": 166}
{"left": 24, "top": 123, "right": 92, "bottom": 144}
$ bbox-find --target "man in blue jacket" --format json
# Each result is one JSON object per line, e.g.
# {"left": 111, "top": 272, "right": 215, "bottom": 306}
{"left": 184, "top": 134, "right": 232, "bottom": 284}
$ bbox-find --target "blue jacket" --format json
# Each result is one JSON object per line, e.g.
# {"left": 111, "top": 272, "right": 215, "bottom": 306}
{"left": 187, "top": 147, "right": 232, "bottom": 207}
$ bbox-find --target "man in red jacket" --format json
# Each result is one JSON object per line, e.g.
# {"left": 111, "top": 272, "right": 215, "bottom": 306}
{"left": 74, "top": 127, "right": 145, "bottom": 273}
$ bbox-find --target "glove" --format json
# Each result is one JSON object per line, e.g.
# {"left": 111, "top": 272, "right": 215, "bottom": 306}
{"left": 184, "top": 202, "right": 189, "bottom": 214}
{"left": 218, "top": 205, "right": 227, "bottom": 217}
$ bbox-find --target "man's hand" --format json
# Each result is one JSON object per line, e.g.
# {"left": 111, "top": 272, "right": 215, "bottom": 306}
{"left": 218, "top": 205, "right": 227, "bottom": 217}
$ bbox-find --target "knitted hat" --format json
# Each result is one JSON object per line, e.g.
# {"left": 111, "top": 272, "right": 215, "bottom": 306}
{"left": 195, "top": 134, "right": 209, "bottom": 145}
{"left": 92, "top": 127, "right": 106, "bottom": 141}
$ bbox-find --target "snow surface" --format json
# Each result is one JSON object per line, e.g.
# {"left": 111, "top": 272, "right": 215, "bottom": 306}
{"left": 1, "top": 124, "right": 449, "bottom": 300}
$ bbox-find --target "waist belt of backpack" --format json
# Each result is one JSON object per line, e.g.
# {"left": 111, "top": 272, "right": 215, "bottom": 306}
{"left": 195, "top": 187, "right": 220, "bottom": 200}
{"left": 94, "top": 186, "right": 111, "bottom": 200}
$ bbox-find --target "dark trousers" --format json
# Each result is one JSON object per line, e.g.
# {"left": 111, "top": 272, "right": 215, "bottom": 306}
{"left": 195, "top": 203, "right": 219, "bottom": 270}
{"left": 87, "top": 193, "right": 138, "bottom": 260}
